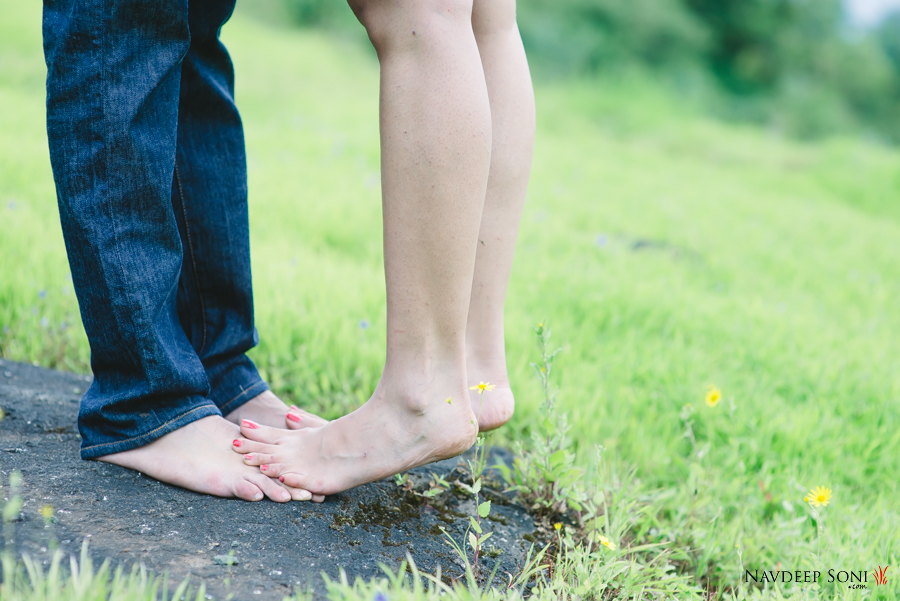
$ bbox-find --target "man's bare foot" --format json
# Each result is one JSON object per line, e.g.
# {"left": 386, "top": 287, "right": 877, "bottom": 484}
{"left": 96, "top": 416, "right": 312, "bottom": 502}
{"left": 231, "top": 386, "right": 479, "bottom": 496}
{"left": 224, "top": 390, "right": 328, "bottom": 430}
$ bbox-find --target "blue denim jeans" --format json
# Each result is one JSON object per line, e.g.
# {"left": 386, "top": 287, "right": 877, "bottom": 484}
{"left": 43, "top": 0, "right": 269, "bottom": 459}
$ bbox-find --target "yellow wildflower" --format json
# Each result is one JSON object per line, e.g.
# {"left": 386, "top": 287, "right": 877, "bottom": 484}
{"left": 39, "top": 505, "right": 54, "bottom": 520}
{"left": 597, "top": 535, "right": 616, "bottom": 550}
{"left": 469, "top": 382, "right": 496, "bottom": 395}
{"left": 805, "top": 486, "right": 832, "bottom": 507}
{"left": 705, "top": 386, "right": 722, "bottom": 407}
{"left": 553, "top": 522, "right": 563, "bottom": 531}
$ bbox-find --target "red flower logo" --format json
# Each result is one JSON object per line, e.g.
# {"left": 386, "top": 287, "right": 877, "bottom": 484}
{"left": 872, "top": 565, "right": 889, "bottom": 586}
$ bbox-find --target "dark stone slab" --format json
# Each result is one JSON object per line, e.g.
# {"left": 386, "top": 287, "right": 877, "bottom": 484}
{"left": 0, "top": 359, "right": 540, "bottom": 599}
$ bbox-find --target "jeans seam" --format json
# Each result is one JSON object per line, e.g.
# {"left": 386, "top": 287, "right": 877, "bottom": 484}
{"left": 81, "top": 404, "right": 215, "bottom": 453}
{"left": 99, "top": 5, "right": 144, "bottom": 373}
{"left": 173, "top": 162, "right": 209, "bottom": 354}
{"left": 218, "top": 379, "right": 267, "bottom": 414}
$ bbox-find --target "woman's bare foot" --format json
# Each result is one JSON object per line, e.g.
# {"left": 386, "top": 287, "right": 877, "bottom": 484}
{"left": 467, "top": 355, "right": 515, "bottom": 431}
{"left": 469, "top": 381, "right": 514, "bottom": 432}
{"left": 224, "top": 390, "right": 328, "bottom": 430}
{"left": 231, "top": 387, "right": 479, "bottom": 496}
{"left": 96, "top": 415, "right": 312, "bottom": 502}
{"left": 224, "top": 394, "right": 328, "bottom": 502}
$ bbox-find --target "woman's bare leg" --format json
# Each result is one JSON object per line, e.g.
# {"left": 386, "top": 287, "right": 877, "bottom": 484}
{"left": 232, "top": 0, "right": 490, "bottom": 495}
{"left": 467, "top": 0, "right": 535, "bottom": 431}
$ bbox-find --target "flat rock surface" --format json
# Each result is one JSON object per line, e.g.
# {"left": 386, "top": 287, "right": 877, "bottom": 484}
{"left": 0, "top": 359, "right": 540, "bottom": 600}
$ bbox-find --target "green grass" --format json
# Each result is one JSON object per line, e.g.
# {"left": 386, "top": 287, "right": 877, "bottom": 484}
{"left": 1, "top": 1, "right": 898, "bottom": 599}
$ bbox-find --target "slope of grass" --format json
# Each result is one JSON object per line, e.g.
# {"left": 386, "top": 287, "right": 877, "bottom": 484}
{"left": 1, "top": 1, "right": 897, "bottom": 599}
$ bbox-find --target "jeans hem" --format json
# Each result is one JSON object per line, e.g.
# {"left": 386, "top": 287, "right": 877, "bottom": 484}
{"left": 80, "top": 402, "right": 221, "bottom": 460}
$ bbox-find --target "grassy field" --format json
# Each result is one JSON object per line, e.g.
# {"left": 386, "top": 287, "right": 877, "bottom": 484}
{"left": 1, "top": 1, "right": 898, "bottom": 599}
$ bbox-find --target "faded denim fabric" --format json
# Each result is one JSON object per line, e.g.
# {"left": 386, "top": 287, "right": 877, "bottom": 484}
{"left": 43, "top": 0, "right": 268, "bottom": 458}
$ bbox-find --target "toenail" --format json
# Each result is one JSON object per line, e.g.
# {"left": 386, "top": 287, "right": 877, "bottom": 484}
{"left": 241, "top": 419, "right": 258, "bottom": 429}
{"left": 233, "top": 439, "right": 242, "bottom": 447}
{"left": 279, "top": 476, "right": 285, "bottom": 482}
{"left": 244, "top": 454, "right": 253, "bottom": 460}
{"left": 261, "top": 464, "right": 269, "bottom": 471}
{"left": 286, "top": 413, "right": 301, "bottom": 423}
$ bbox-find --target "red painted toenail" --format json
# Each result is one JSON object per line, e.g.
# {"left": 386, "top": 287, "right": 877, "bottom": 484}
{"left": 245, "top": 454, "right": 253, "bottom": 460}
{"left": 286, "top": 413, "right": 302, "bottom": 423}
{"left": 261, "top": 464, "right": 269, "bottom": 471}
{"left": 279, "top": 476, "right": 285, "bottom": 482}
{"left": 232, "top": 439, "right": 242, "bottom": 447}
{"left": 241, "top": 420, "right": 258, "bottom": 429}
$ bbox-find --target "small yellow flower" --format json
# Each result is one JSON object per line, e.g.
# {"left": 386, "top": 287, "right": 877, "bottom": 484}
{"left": 39, "top": 505, "right": 54, "bottom": 520}
{"left": 553, "top": 522, "right": 563, "bottom": 531}
{"left": 469, "top": 382, "right": 496, "bottom": 395}
{"left": 805, "top": 486, "right": 832, "bottom": 507}
{"left": 597, "top": 535, "right": 616, "bottom": 550}
{"left": 705, "top": 386, "right": 722, "bottom": 407}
